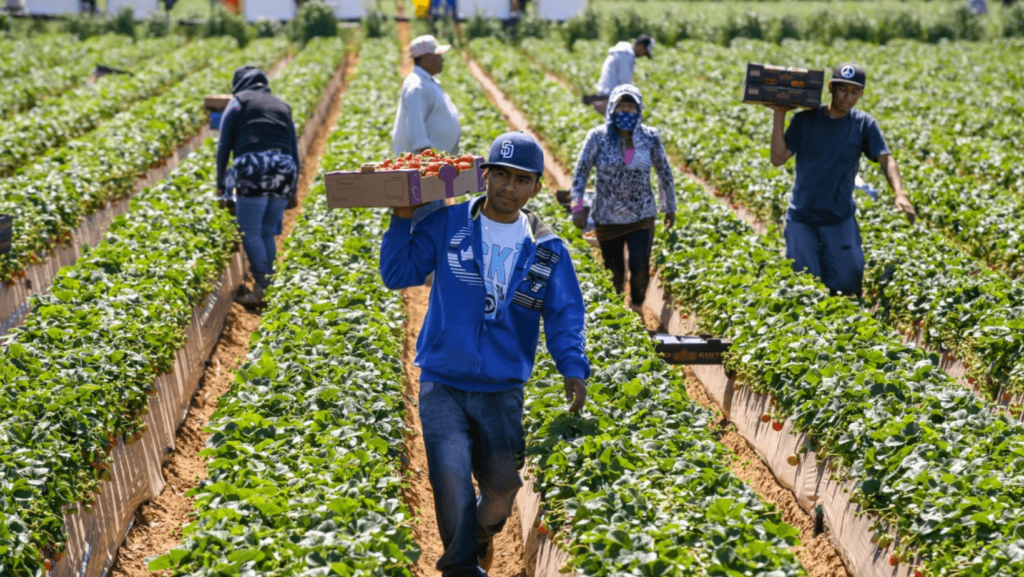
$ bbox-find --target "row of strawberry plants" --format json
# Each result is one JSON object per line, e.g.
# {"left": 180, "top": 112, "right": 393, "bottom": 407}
{"left": 471, "top": 37, "right": 1024, "bottom": 573}
{"left": 440, "top": 51, "right": 509, "bottom": 157}
{"left": 656, "top": 177, "right": 1024, "bottom": 577}
{"left": 515, "top": 37, "right": 1024, "bottom": 401}
{"left": 0, "top": 37, "right": 338, "bottom": 576}
{"left": 0, "top": 37, "right": 288, "bottom": 285}
{"left": 149, "top": 38, "right": 421, "bottom": 576}
{"left": 0, "top": 33, "right": 144, "bottom": 118}
{"left": 444, "top": 41, "right": 809, "bottom": 576}
{"left": 272, "top": 36, "right": 346, "bottom": 131}
{"left": 525, "top": 192, "right": 805, "bottom": 576}
{"left": 0, "top": 36, "right": 214, "bottom": 177}
{"left": 0, "top": 142, "right": 238, "bottom": 576}
{"left": 0, "top": 33, "right": 80, "bottom": 81}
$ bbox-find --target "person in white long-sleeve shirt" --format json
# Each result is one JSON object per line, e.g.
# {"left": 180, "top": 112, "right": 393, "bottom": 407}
{"left": 392, "top": 35, "right": 462, "bottom": 155}
{"left": 591, "top": 35, "right": 654, "bottom": 115}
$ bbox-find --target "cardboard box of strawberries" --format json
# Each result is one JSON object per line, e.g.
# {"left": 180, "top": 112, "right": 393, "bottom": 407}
{"left": 325, "top": 150, "right": 486, "bottom": 208}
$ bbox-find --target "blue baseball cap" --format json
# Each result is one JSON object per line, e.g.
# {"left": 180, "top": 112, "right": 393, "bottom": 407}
{"left": 480, "top": 131, "right": 545, "bottom": 177}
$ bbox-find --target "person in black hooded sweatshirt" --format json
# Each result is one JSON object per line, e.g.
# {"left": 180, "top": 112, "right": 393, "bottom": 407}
{"left": 217, "top": 65, "right": 300, "bottom": 306}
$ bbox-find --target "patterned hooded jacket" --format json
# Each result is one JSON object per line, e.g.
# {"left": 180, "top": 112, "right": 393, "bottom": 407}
{"left": 570, "top": 84, "right": 676, "bottom": 226}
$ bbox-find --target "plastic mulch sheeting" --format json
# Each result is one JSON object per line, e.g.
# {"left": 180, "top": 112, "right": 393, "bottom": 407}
{"left": 51, "top": 250, "right": 246, "bottom": 577}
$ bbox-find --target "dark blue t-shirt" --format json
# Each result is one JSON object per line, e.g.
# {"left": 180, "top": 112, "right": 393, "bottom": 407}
{"left": 784, "top": 106, "right": 890, "bottom": 225}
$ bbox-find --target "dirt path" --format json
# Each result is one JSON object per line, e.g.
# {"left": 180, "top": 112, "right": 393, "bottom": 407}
{"left": 107, "top": 54, "right": 356, "bottom": 577}
{"left": 400, "top": 287, "right": 528, "bottom": 577}
{"left": 682, "top": 368, "right": 849, "bottom": 577}
{"left": 462, "top": 54, "right": 571, "bottom": 190}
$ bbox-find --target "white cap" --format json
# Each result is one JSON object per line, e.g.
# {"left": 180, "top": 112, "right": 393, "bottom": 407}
{"left": 408, "top": 35, "right": 451, "bottom": 58}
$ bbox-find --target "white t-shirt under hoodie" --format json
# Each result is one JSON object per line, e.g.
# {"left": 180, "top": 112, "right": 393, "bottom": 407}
{"left": 480, "top": 213, "right": 528, "bottom": 319}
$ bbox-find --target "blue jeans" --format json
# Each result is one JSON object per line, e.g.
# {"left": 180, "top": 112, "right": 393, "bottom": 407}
{"left": 419, "top": 382, "right": 526, "bottom": 577}
{"left": 235, "top": 196, "right": 288, "bottom": 289}
{"left": 784, "top": 216, "right": 864, "bottom": 297}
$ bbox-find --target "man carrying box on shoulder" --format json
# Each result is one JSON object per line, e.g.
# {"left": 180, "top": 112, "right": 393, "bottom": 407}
{"left": 380, "top": 132, "right": 590, "bottom": 577}
{"left": 767, "top": 63, "right": 917, "bottom": 297}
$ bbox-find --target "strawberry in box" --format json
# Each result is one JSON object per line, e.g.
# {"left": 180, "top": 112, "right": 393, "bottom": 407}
{"left": 325, "top": 150, "right": 486, "bottom": 208}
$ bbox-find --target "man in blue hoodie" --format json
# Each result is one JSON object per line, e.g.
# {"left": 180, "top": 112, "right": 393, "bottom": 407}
{"left": 381, "top": 132, "right": 590, "bottom": 577}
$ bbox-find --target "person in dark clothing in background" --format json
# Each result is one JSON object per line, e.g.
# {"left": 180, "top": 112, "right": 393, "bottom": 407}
{"left": 217, "top": 66, "right": 300, "bottom": 306}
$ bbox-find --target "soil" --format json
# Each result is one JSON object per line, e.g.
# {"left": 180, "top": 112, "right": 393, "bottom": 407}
{"left": 400, "top": 286, "right": 528, "bottom": 577}
{"left": 682, "top": 368, "right": 849, "bottom": 577}
{"left": 107, "top": 53, "right": 355, "bottom": 577}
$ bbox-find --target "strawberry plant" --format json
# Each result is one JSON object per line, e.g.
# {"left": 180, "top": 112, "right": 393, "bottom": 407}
{"left": 0, "top": 36, "right": 219, "bottom": 177}
{"left": 150, "top": 38, "right": 420, "bottom": 576}
{"left": 0, "top": 38, "right": 289, "bottom": 286}
{"left": 0, "top": 37, "right": 345, "bottom": 576}
{"left": 0, "top": 33, "right": 163, "bottom": 118}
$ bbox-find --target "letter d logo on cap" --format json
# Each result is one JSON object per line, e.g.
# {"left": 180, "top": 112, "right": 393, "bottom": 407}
{"left": 500, "top": 141, "right": 515, "bottom": 158}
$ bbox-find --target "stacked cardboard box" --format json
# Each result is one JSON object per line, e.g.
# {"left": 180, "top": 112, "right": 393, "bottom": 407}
{"left": 325, "top": 157, "right": 486, "bottom": 208}
{"left": 742, "top": 63, "right": 824, "bottom": 108}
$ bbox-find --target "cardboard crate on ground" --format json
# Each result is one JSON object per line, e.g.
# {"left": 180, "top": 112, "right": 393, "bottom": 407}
{"left": 325, "top": 157, "right": 486, "bottom": 208}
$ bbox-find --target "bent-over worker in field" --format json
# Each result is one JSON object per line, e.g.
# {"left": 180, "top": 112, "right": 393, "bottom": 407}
{"left": 380, "top": 132, "right": 590, "bottom": 577}
{"left": 767, "top": 63, "right": 916, "bottom": 297}
{"left": 571, "top": 84, "right": 676, "bottom": 312}
{"left": 216, "top": 65, "right": 300, "bottom": 307}
{"left": 392, "top": 34, "right": 462, "bottom": 156}
{"left": 591, "top": 34, "right": 654, "bottom": 115}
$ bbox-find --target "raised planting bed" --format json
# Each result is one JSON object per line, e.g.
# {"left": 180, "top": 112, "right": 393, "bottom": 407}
{"left": 653, "top": 177, "right": 1024, "bottom": 576}
{"left": 149, "top": 39, "right": 422, "bottom": 576}
{"left": 0, "top": 37, "right": 349, "bottom": 577}
{"left": 516, "top": 192, "right": 805, "bottom": 576}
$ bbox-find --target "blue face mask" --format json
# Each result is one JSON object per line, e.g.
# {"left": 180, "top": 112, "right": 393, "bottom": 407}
{"left": 612, "top": 111, "right": 639, "bottom": 132}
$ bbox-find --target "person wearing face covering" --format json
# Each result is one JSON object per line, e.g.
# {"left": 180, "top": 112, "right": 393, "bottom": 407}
{"left": 570, "top": 84, "right": 676, "bottom": 312}
{"left": 216, "top": 65, "right": 300, "bottom": 306}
